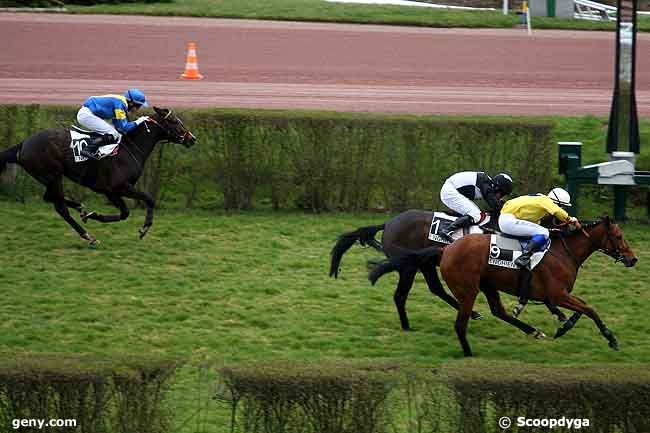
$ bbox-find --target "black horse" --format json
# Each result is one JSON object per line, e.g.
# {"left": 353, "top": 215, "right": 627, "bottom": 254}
{"left": 0, "top": 107, "right": 196, "bottom": 245}
{"left": 329, "top": 210, "right": 567, "bottom": 331}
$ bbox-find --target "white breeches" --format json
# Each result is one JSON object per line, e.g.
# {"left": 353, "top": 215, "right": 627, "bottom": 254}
{"left": 499, "top": 213, "right": 549, "bottom": 238}
{"left": 76, "top": 106, "right": 121, "bottom": 141}
{"left": 440, "top": 182, "right": 482, "bottom": 222}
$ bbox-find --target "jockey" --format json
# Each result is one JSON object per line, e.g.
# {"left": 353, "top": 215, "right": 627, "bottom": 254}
{"left": 439, "top": 171, "right": 513, "bottom": 241}
{"left": 76, "top": 88, "right": 149, "bottom": 160}
{"left": 498, "top": 187, "right": 581, "bottom": 316}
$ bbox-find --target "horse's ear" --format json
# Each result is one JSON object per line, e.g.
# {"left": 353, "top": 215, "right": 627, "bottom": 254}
{"left": 153, "top": 106, "right": 163, "bottom": 115}
{"left": 602, "top": 214, "right": 612, "bottom": 226}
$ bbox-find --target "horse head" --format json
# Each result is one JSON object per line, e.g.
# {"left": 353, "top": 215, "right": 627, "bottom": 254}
{"left": 150, "top": 106, "right": 197, "bottom": 148}
{"left": 586, "top": 215, "right": 638, "bottom": 267}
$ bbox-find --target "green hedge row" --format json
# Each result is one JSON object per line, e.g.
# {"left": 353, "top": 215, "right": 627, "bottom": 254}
{"left": 3, "top": 356, "right": 649, "bottom": 432}
{"left": 217, "top": 360, "right": 650, "bottom": 433}
{"left": 0, "top": 353, "right": 181, "bottom": 433}
{"left": 0, "top": 105, "right": 554, "bottom": 211}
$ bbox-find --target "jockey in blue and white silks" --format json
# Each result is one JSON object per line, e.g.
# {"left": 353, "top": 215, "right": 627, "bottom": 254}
{"left": 76, "top": 88, "right": 149, "bottom": 160}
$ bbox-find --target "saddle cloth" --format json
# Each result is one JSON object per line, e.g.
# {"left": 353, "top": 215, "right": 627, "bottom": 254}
{"left": 428, "top": 212, "right": 487, "bottom": 245}
{"left": 488, "top": 234, "right": 550, "bottom": 270}
{"left": 69, "top": 129, "right": 119, "bottom": 163}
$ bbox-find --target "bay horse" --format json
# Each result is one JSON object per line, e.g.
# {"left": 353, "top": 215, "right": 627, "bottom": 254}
{"left": 369, "top": 216, "right": 638, "bottom": 356}
{"left": 0, "top": 107, "right": 196, "bottom": 245}
{"left": 330, "top": 210, "right": 567, "bottom": 331}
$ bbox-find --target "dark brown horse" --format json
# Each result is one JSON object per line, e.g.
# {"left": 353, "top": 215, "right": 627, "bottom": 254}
{"left": 330, "top": 209, "right": 501, "bottom": 331}
{"left": 370, "top": 216, "right": 638, "bottom": 356}
{"left": 0, "top": 107, "right": 196, "bottom": 245}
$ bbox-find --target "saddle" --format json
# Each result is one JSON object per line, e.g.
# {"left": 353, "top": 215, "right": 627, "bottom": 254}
{"left": 69, "top": 127, "right": 119, "bottom": 163}
{"left": 488, "top": 234, "right": 551, "bottom": 270}
{"left": 428, "top": 212, "right": 492, "bottom": 245}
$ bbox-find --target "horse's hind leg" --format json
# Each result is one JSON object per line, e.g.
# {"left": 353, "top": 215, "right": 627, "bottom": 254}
{"left": 483, "top": 288, "right": 546, "bottom": 339}
{"left": 81, "top": 194, "right": 130, "bottom": 223}
{"left": 421, "top": 267, "right": 483, "bottom": 320}
{"left": 451, "top": 287, "right": 479, "bottom": 357}
{"left": 394, "top": 269, "right": 416, "bottom": 331}
{"left": 44, "top": 180, "right": 97, "bottom": 244}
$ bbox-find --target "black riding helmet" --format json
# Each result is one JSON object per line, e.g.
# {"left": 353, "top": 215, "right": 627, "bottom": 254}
{"left": 492, "top": 173, "right": 513, "bottom": 196}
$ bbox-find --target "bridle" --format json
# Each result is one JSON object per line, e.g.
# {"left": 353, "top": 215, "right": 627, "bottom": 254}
{"left": 594, "top": 220, "right": 626, "bottom": 263}
{"left": 145, "top": 110, "right": 195, "bottom": 145}
{"left": 554, "top": 218, "right": 625, "bottom": 267}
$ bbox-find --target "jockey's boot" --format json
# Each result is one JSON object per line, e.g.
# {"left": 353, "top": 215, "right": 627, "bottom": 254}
{"left": 440, "top": 215, "right": 473, "bottom": 242}
{"left": 81, "top": 134, "right": 114, "bottom": 160}
{"left": 512, "top": 267, "right": 533, "bottom": 318}
{"left": 513, "top": 234, "right": 546, "bottom": 268}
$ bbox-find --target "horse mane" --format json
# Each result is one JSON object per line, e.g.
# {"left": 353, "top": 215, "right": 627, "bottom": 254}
{"left": 549, "top": 215, "right": 612, "bottom": 238}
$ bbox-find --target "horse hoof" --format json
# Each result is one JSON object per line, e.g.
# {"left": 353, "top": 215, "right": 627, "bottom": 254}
{"left": 88, "top": 238, "right": 101, "bottom": 248}
{"left": 139, "top": 226, "right": 150, "bottom": 239}
{"left": 534, "top": 330, "right": 546, "bottom": 340}
{"left": 609, "top": 341, "right": 620, "bottom": 351}
{"left": 471, "top": 311, "right": 484, "bottom": 320}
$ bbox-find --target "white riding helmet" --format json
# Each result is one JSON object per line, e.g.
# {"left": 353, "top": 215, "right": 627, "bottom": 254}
{"left": 548, "top": 187, "right": 572, "bottom": 207}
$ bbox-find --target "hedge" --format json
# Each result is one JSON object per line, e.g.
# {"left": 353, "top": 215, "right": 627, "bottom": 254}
{"left": 0, "top": 105, "right": 554, "bottom": 211}
{"left": 0, "top": 353, "right": 181, "bottom": 433}
{"left": 216, "top": 360, "right": 650, "bottom": 433}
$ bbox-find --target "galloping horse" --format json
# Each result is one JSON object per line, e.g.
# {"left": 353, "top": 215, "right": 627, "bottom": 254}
{"left": 369, "top": 216, "right": 638, "bottom": 356}
{"left": 330, "top": 209, "right": 493, "bottom": 331}
{"left": 0, "top": 107, "right": 196, "bottom": 244}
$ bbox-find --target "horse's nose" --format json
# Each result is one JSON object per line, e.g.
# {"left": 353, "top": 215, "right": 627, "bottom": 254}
{"left": 626, "top": 256, "right": 638, "bottom": 267}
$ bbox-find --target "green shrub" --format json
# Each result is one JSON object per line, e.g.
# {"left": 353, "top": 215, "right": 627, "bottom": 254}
{"left": 217, "top": 359, "right": 402, "bottom": 433}
{"left": 0, "top": 105, "right": 554, "bottom": 211}
{"left": 0, "top": 353, "right": 182, "bottom": 433}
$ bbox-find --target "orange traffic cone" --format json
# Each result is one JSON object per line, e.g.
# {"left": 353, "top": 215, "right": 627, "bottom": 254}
{"left": 180, "top": 42, "right": 204, "bottom": 80}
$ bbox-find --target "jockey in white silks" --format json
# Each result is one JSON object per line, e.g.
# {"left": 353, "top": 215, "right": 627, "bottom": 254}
{"left": 439, "top": 171, "right": 513, "bottom": 241}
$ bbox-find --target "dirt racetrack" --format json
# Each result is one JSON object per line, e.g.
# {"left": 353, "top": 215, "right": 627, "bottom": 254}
{"left": 1, "top": 13, "right": 649, "bottom": 116}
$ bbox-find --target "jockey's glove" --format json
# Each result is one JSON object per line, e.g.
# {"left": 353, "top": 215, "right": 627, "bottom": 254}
{"left": 134, "top": 116, "right": 149, "bottom": 125}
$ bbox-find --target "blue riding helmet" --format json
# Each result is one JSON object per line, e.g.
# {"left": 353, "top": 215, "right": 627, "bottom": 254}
{"left": 124, "top": 88, "right": 148, "bottom": 107}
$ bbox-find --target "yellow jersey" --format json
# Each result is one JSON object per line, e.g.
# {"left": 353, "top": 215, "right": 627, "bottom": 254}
{"left": 501, "top": 194, "right": 570, "bottom": 224}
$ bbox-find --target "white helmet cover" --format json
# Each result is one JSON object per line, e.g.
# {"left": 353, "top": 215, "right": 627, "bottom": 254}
{"left": 548, "top": 187, "right": 572, "bottom": 207}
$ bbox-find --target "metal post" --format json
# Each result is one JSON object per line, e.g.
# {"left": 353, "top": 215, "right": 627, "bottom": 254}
{"left": 614, "top": 186, "right": 627, "bottom": 221}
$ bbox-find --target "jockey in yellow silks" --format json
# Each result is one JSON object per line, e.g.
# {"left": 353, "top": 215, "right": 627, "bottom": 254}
{"left": 498, "top": 187, "right": 580, "bottom": 316}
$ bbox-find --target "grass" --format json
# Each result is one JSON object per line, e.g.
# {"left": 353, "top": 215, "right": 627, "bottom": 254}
{"left": 54, "top": 0, "right": 650, "bottom": 32}
{"left": 0, "top": 202, "right": 647, "bottom": 365}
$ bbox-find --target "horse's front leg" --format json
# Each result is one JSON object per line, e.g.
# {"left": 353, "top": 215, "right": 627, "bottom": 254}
{"left": 116, "top": 184, "right": 155, "bottom": 239}
{"left": 556, "top": 294, "right": 617, "bottom": 350}
{"left": 545, "top": 301, "right": 568, "bottom": 322}
{"left": 80, "top": 194, "right": 130, "bottom": 224}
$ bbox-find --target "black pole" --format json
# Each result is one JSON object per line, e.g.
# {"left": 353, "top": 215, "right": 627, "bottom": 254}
{"left": 606, "top": 0, "right": 640, "bottom": 154}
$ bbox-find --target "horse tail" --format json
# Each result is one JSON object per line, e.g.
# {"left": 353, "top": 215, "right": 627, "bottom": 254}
{"left": 329, "top": 224, "right": 385, "bottom": 278}
{"left": 368, "top": 245, "right": 443, "bottom": 286}
{"left": 0, "top": 143, "right": 21, "bottom": 175}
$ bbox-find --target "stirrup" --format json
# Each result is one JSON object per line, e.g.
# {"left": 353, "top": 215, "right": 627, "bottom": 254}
{"left": 81, "top": 149, "right": 101, "bottom": 160}
{"left": 439, "top": 231, "right": 454, "bottom": 242}
{"left": 514, "top": 255, "right": 531, "bottom": 268}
